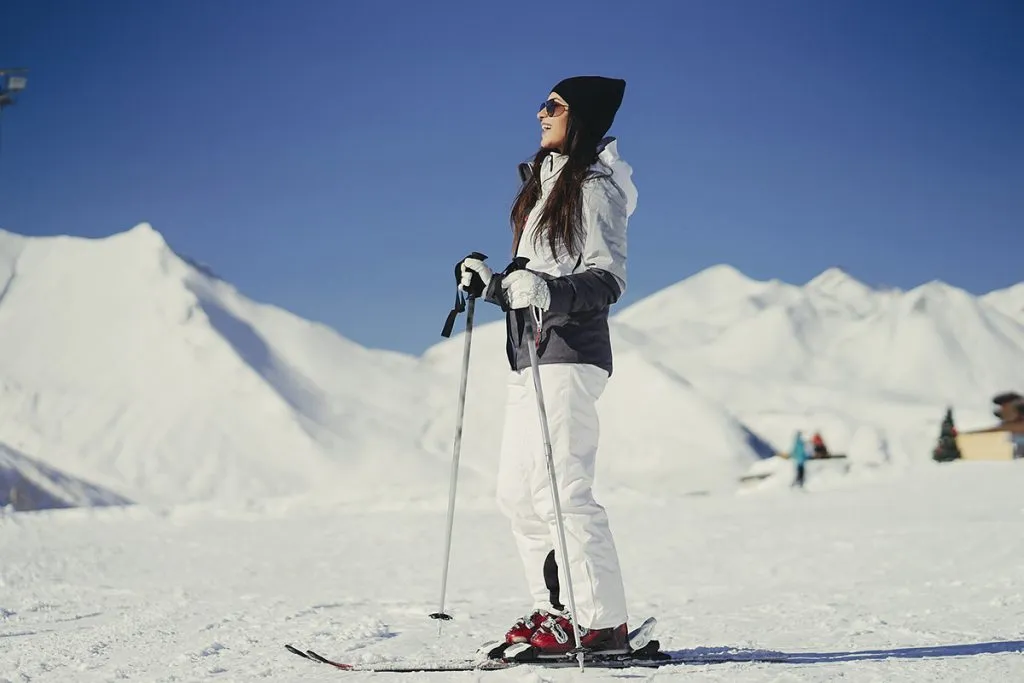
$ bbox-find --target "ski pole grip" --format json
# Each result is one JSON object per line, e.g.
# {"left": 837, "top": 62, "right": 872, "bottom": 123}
{"left": 505, "top": 257, "right": 529, "bottom": 274}
{"left": 442, "top": 251, "right": 489, "bottom": 338}
{"left": 455, "top": 251, "right": 489, "bottom": 298}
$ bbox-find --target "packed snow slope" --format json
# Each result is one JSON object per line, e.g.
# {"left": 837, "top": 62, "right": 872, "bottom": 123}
{"left": 1, "top": 223, "right": 1022, "bottom": 505}
{"left": 2, "top": 462, "right": 1023, "bottom": 681}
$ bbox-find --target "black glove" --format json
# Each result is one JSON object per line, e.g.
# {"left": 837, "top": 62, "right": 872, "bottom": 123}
{"left": 455, "top": 251, "right": 490, "bottom": 299}
{"left": 441, "top": 251, "right": 489, "bottom": 338}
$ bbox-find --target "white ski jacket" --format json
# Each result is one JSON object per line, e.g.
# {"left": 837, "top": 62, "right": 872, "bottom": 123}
{"left": 487, "top": 137, "right": 638, "bottom": 375}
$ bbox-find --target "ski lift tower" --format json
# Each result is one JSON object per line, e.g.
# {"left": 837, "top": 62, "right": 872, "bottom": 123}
{"left": 0, "top": 68, "right": 29, "bottom": 162}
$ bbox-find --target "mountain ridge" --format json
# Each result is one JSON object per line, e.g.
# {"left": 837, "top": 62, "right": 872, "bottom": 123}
{"left": 0, "top": 223, "right": 1020, "bottom": 507}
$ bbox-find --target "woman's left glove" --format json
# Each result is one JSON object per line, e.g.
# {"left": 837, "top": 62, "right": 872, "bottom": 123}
{"left": 501, "top": 269, "right": 551, "bottom": 310}
{"left": 457, "top": 254, "right": 492, "bottom": 298}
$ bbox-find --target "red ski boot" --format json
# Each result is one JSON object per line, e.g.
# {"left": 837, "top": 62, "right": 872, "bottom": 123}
{"left": 529, "top": 614, "right": 629, "bottom": 654}
{"left": 504, "top": 609, "right": 552, "bottom": 644}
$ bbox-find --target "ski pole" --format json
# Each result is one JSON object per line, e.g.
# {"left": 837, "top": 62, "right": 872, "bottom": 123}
{"left": 523, "top": 306, "right": 586, "bottom": 672}
{"left": 431, "top": 253, "right": 486, "bottom": 625}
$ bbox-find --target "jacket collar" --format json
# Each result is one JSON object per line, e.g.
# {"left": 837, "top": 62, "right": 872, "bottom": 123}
{"left": 536, "top": 138, "right": 637, "bottom": 216}
{"left": 539, "top": 151, "right": 568, "bottom": 191}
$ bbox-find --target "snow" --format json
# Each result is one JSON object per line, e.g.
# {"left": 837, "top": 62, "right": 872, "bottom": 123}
{"left": 1, "top": 224, "right": 1024, "bottom": 679}
{"left": 0, "top": 443, "right": 129, "bottom": 510}
{"left": 2, "top": 463, "right": 1023, "bottom": 681}
{"left": 0, "top": 225, "right": 444, "bottom": 505}
{"left": 3, "top": 227, "right": 1022, "bottom": 505}
{"left": 613, "top": 264, "right": 1024, "bottom": 471}
{"left": 982, "top": 283, "right": 1024, "bottom": 323}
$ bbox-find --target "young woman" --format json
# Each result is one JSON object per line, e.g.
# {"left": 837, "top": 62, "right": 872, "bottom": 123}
{"left": 458, "top": 75, "right": 638, "bottom": 654}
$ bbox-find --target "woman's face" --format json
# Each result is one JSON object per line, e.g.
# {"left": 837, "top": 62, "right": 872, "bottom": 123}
{"left": 538, "top": 91, "right": 569, "bottom": 151}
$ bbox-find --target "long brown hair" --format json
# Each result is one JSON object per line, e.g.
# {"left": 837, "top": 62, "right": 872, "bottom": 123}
{"left": 510, "top": 114, "right": 609, "bottom": 259}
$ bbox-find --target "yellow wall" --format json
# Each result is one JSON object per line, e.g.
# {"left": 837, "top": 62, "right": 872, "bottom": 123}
{"left": 956, "top": 431, "right": 1013, "bottom": 461}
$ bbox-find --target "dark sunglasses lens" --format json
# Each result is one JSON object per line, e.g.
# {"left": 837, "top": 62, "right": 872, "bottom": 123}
{"left": 540, "top": 99, "right": 558, "bottom": 116}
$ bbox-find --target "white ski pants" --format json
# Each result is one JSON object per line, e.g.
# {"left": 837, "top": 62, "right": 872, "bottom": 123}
{"left": 495, "top": 363, "right": 628, "bottom": 630}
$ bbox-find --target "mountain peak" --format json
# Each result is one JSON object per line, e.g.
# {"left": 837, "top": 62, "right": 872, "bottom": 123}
{"left": 906, "top": 279, "right": 969, "bottom": 299}
{"left": 981, "top": 283, "right": 1024, "bottom": 322}
{"left": 806, "top": 267, "right": 867, "bottom": 291}
{"left": 683, "top": 264, "right": 758, "bottom": 295}
{"left": 692, "top": 263, "right": 752, "bottom": 282}
{"left": 104, "top": 222, "right": 169, "bottom": 250}
{"left": 803, "top": 267, "right": 879, "bottom": 315}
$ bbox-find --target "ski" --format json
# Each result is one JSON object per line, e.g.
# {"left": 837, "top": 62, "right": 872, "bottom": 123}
{"left": 285, "top": 643, "right": 791, "bottom": 672}
{"left": 284, "top": 644, "right": 312, "bottom": 661}
{"left": 285, "top": 615, "right": 791, "bottom": 672}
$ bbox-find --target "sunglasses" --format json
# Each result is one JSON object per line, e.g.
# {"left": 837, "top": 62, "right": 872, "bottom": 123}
{"left": 539, "top": 98, "right": 568, "bottom": 117}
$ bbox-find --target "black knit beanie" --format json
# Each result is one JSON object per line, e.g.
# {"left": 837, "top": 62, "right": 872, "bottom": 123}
{"left": 550, "top": 76, "right": 626, "bottom": 140}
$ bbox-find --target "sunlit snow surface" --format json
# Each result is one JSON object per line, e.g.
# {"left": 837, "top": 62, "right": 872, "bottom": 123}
{"left": 1, "top": 224, "right": 1023, "bottom": 680}
{"left": 3, "top": 463, "right": 1023, "bottom": 681}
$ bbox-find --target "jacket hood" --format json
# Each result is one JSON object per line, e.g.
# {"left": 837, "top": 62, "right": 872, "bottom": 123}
{"left": 595, "top": 137, "right": 638, "bottom": 217}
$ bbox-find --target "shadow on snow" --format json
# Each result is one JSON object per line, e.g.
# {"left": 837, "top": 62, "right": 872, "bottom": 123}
{"left": 666, "top": 640, "right": 1024, "bottom": 665}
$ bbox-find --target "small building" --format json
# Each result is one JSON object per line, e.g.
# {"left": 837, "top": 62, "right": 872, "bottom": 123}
{"left": 993, "top": 392, "right": 1024, "bottom": 423}
{"left": 954, "top": 391, "right": 1024, "bottom": 461}
{"left": 956, "top": 420, "right": 1024, "bottom": 461}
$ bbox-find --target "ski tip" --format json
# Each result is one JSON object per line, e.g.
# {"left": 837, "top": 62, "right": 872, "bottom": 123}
{"left": 285, "top": 644, "right": 310, "bottom": 659}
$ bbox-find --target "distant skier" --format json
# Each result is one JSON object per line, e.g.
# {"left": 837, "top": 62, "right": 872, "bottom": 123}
{"left": 811, "top": 431, "right": 829, "bottom": 459}
{"left": 457, "top": 75, "right": 636, "bottom": 654}
{"left": 791, "top": 431, "right": 808, "bottom": 488}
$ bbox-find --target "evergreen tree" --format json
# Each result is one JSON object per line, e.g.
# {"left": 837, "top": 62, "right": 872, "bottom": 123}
{"left": 933, "top": 407, "right": 962, "bottom": 462}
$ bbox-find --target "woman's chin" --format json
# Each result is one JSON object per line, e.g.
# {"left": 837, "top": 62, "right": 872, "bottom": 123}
{"left": 540, "top": 136, "right": 562, "bottom": 151}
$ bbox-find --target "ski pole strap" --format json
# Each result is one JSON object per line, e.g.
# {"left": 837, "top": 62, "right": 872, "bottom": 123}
{"left": 441, "top": 288, "right": 467, "bottom": 338}
{"left": 441, "top": 251, "right": 488, "bottom": 338}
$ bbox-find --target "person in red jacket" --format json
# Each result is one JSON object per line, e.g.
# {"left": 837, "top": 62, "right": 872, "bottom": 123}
{"left": 811, "top": 431, "right": 829, "bottom": 459}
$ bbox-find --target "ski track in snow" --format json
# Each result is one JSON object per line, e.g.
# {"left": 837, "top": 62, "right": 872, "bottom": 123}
{"left": 3, "top": 464, "right": 1023, "bottom": 682}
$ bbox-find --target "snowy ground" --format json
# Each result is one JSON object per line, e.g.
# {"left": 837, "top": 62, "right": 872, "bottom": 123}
{"left": 3, "top": 462, "right": 1023, "bottom": 682}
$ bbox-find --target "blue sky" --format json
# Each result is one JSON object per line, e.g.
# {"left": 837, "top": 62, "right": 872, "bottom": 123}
{"left": 2, "top": 0, "right": 1022, "bottom": 354}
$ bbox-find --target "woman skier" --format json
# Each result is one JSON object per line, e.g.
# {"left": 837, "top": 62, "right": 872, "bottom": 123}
{"left": 457, "top": 75, "right": 638, "bottom": 654}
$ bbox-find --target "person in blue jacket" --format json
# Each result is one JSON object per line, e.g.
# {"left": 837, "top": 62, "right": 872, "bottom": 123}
{"left": 791, "top": 431, "right": 808, "bottom": 488}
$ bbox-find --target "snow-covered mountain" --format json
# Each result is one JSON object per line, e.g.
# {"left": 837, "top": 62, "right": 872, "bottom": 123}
{"left": 419, "top": 321, "right": 774, "bottom": 498}
{"left": 0, "top": 442, "right": 130, "bottom": 510}
{"left": 614, "top": 264, "right": 1024, "bottom": 465}
{"left": 1, "top": 224, "right": 1021, "bottom": 508}
{"left": 982, "top": 283, "right": 1024, "bottom": 323}
{"left": 0, "top": 224, "right": 446, "bottom": 506}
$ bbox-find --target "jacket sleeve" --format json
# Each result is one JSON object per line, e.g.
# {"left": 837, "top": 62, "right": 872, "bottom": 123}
{"left": 546, "top": 177, "right": 629, "bottom": 314}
